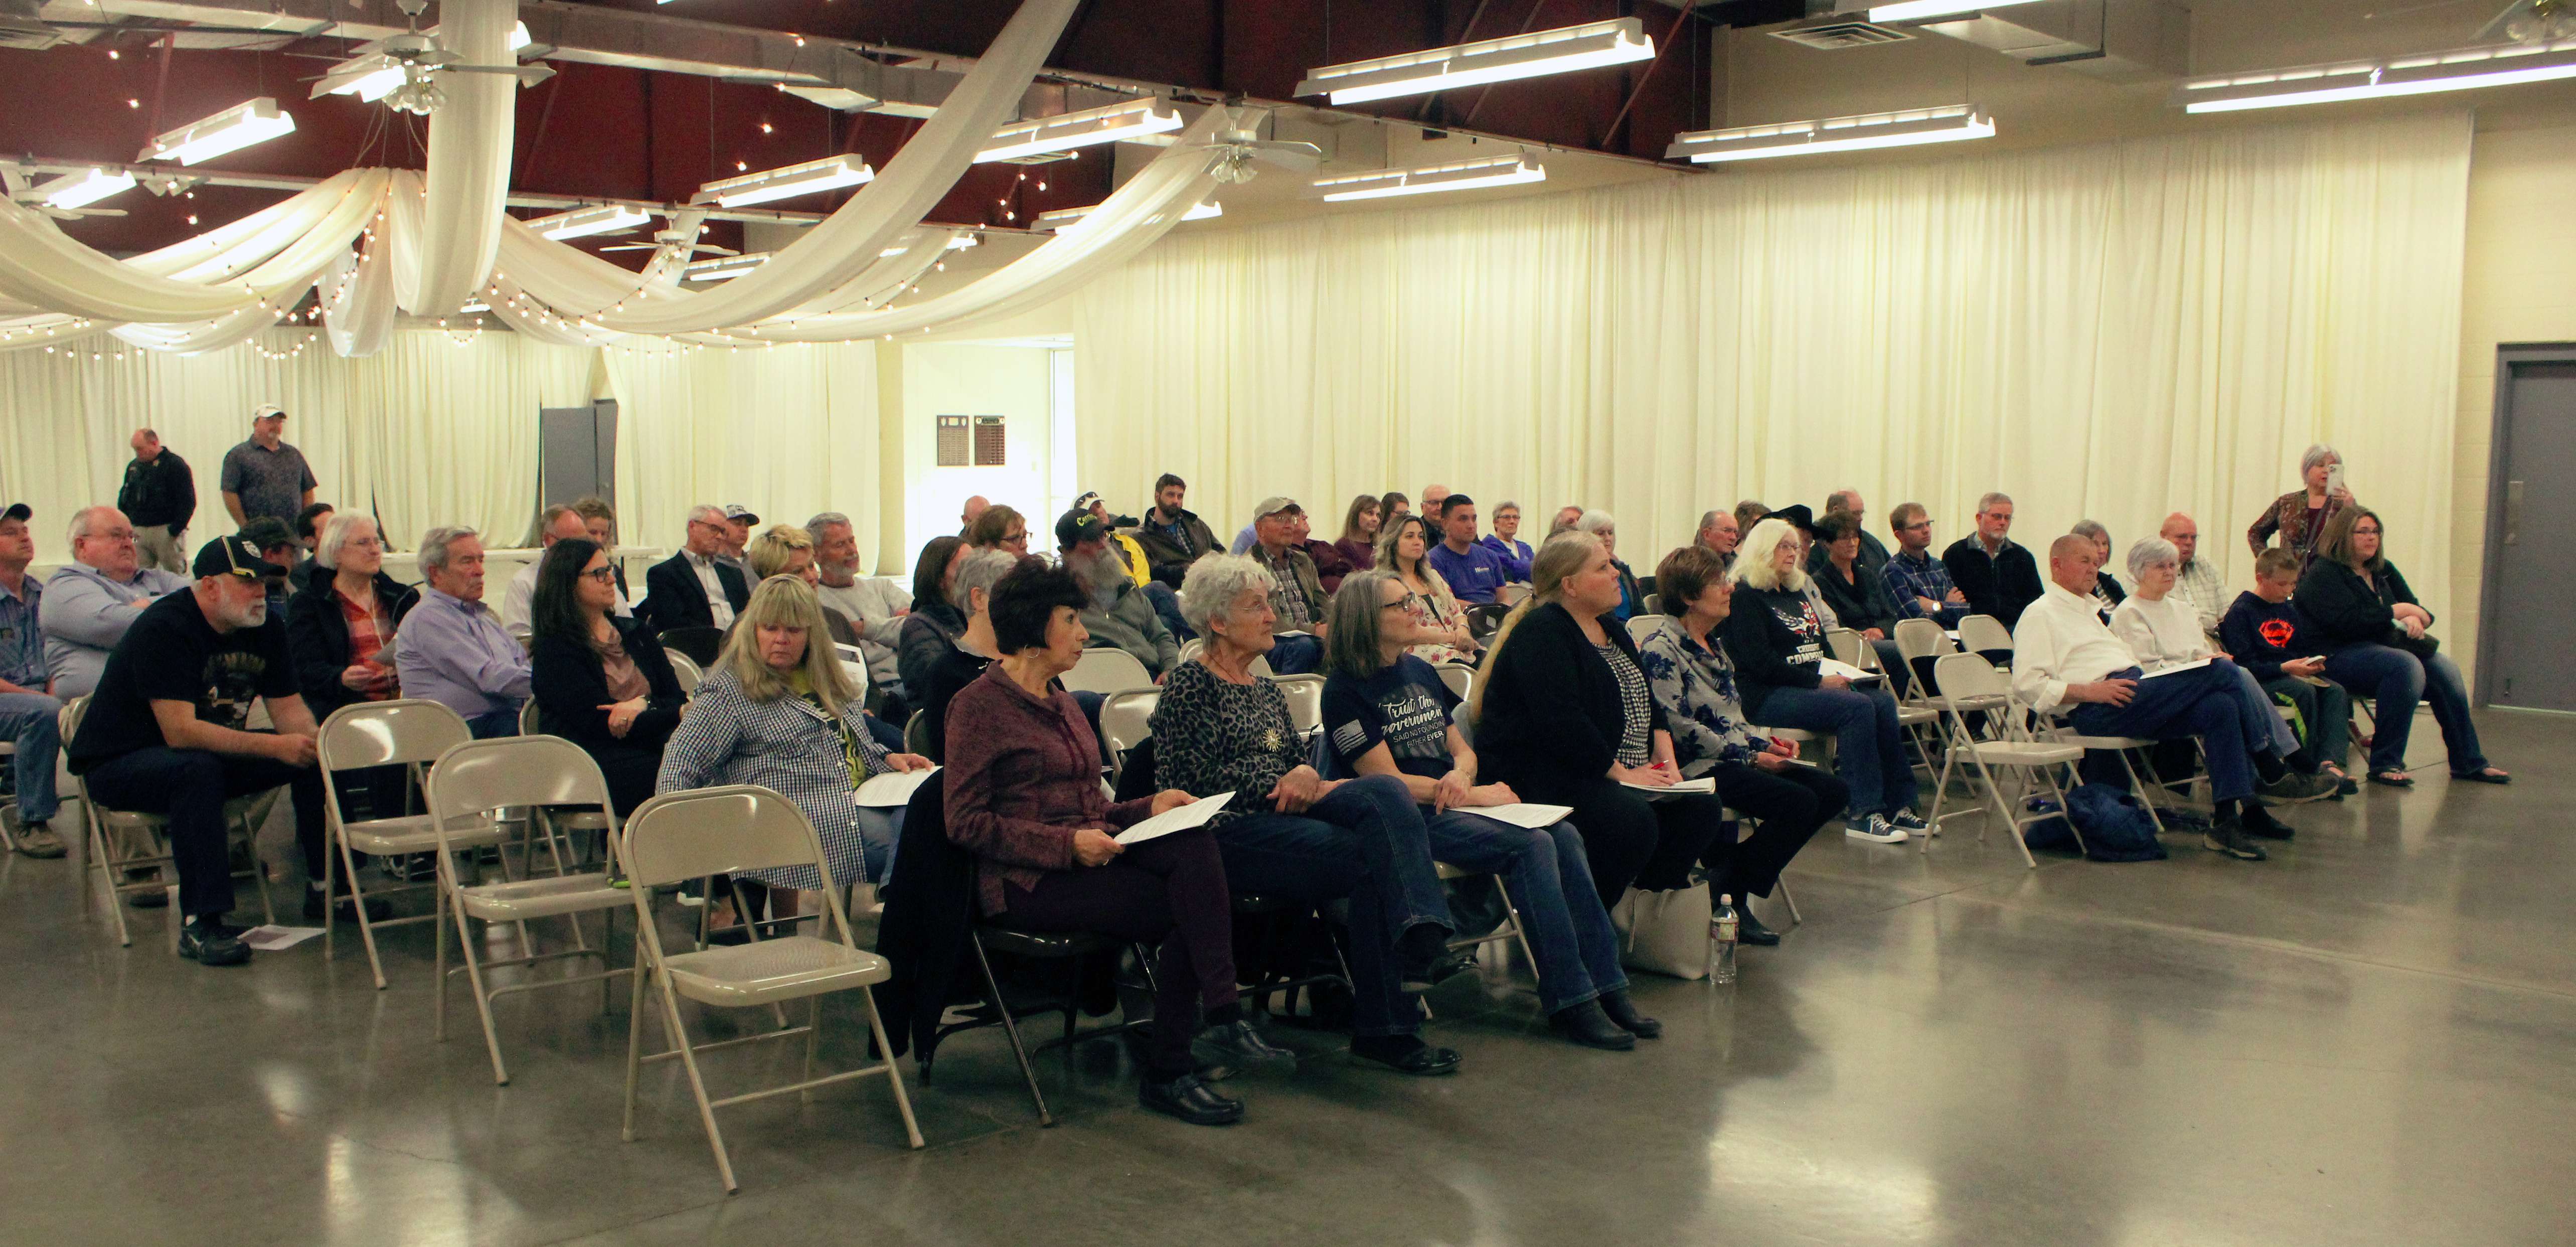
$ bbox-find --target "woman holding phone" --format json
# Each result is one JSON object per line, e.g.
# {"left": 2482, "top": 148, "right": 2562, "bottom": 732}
{"left": 2248, "top": 443, "right": 2356, "bottom": 571}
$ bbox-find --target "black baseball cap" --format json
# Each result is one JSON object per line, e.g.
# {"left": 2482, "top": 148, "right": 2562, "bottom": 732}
{"left": 0, "top": 503, "right": 28, "bottom": 524}
{"left": 1055, "top": 509, "right": 1107, "bottom": 549}
{"left": 195, "top": 534, "right": 286, "bottom": 580}
{"left": 1771, "top": 504, "right": 1816, "bottom": 533}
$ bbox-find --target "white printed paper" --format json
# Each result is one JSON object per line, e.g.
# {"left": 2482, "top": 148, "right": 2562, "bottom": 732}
{"left": 1818, "top": 658, "right": 1879, "bottom": 682}
{"left": 1114, "top": 791, "right": 1235, "bottom": 845}
{"left": 856, "top": 766, "right": 940, "bottom": 807}
{"left": 239, "top": 924, "right": 326, "bottom": 952}
{"left": 1464, "top": 803, "right": 1575, "bottom": 829}
{"left": 2139, "top": 657, "right": 2213, "bottom": 679}
{"left": 1621, "top": 777, "right": 1717, "bottom": 796}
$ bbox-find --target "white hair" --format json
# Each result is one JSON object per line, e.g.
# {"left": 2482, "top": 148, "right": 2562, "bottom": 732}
{"left": 1178, "top": 553, "right": 1276, "bottom": 635}
{"left": 1574, "top": 509, "right": 1616, "bottom": 536}
{"left": 805, "top": 511, "right": 853, "bottom": 534}
{"left": 686, "top": 504, "right": 727, "bottom": 528}
{"left": 952, "top": 548, "right": 1019, "bottom": 617}
{"left": 2126, "top": 536, "right": 2180, "bottom": 580}
{"left": 1977, "top": 492, "right": 2014, "bottom": 515}
{"left": 2299, "top": 443, "right": 2341, "bottom": 476}
{"left": 66, "top": 505, "right": 123, "bottom": 551}
{"left": 2069, "top": 519, "right": 2110, "bottom": 544}
{"left": 1730, "top": 518, "right": 1809, "bottom": 593}
{"left": 314, "top": 513, "right": 380, "bottom": 571}
{"left": 417, "top": 525, "right": 479, "bottom": 571}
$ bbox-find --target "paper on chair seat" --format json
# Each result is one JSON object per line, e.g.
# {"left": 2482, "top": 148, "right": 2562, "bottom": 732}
{"left": 1461, "top": 803, "right": 1574, "bottom": 829}
{"left": 1115, "top": 791, "right": 1235, "bottom": 844}
{"left": 2139, "top": 657, "right": 2213, "bottom": 679}
{"left": 857, "top": 766, "right": 940, "bottom": 807}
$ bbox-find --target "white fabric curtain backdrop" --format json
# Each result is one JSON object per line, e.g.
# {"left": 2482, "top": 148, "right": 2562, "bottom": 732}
{"left": 1072, "top": 112, "right": 2473, "bottom": 619}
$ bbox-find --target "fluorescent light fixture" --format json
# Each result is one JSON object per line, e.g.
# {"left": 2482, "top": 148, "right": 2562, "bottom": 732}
{"left": 315, "top": 55, "right": 406, "bottom": 102}
{"left": 692, "top": 154, "right": 874, "bottom": 207}
{"left": 1311, "top": 153, "right": 1546, "bottom": 202}
{"left": 458, "top": 300, "right": 491, "bottom": 313}
{"left": 37, "top": 167, "right": 137, "bottom": 210}
{"left": 527, "top": 204, "right": 652, "bottom": 240}
{"left": 975, "top": 97, "right": 1186, "bottom": 163}
{"left": 1665, "top": 104, "right": 1993, "bottom": 163}
{"left": 877, "top": 233, "right": 981, "bottom": 258}
{"left": 1295, "top": 18, "right": 1653, "bottom": 105}
{"left": 1030, "top": 199, "right": 1222, "bottom": 233}
{"left": 138, "top": 98, "right": 297, "bottom": 165}
{"left": 684, "top": 253, "right": 770, "bottom": 281}
{"left": 2175, "top": 37, "right": 2576, "bottom": 113}
{"left": 1865, "top": 0, "right": 2046, "bottom": 22}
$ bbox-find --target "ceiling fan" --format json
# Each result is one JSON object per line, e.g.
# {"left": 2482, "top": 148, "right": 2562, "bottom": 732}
{"left": 308, "top": 0, "right": 554, "bottom": 116}
{"left": 2479, "top": 0, "right": 2576, "bottom": 42}
{"left": 1194, "top": 112, "right": 1325, "bottom": 184}
{"left": 598, "top": 209, "right": 735, "bottom": 260}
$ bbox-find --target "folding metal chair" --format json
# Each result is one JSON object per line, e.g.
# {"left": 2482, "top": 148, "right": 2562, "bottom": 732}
{"left": 517, "top": 699, "right": 614, "bottom": 874}
{"left": 1923, "top": 654, "right": 2084, "bottom": 868}
{"left": 1957, "top": 614, "right": 2014, "bottom": 667}
{"left": 0, "top": 741, "right": 19, "bottom": 854}
{"left": 423, "top": 734, "right": 637, "bottom": 1085}
{"left": 664, "top": 650, "right": 705, "bottom": 695}
{"left": 58, "top": 697, "right": 278, "bottom": 949}
{"left": 620, "top": 785, "right": 923, "bottom": 1192}
{"left": 1062, "top": 648, "right": 1155, "bottom": 695}
{"left": 1267, "top": 673, "right": 1326, "bottom": 739}
{"left": 1838, "top": 626, "right": 1938, "bottom": 772}
{"left": 1096, "top": 688, "right": 1160, "bottom": 789}
{"left": 317, "top": 700, "right": 506, "bottom": 989}
{"left": 1626, "top": 615, "right": 1668, "bottom": 647}
{"left": 1433, "top": 662, "right": 1476, "bottom": 703}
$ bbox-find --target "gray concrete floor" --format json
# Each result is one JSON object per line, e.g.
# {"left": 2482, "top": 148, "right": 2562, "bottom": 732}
{"left": 5, "top": 712, "right": 2573, "bottom": 1246}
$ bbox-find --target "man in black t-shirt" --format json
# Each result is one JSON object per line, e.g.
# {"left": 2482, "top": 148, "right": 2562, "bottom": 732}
{"left": 69, "top": 536, "right": 328, "bottom": 967}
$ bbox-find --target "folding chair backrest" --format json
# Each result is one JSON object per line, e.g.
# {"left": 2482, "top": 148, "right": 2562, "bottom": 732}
{"left": 665, "top": 650, "right": 705, "bottom": 695}
{"left": 321, "top": 699, "right": 472, "bottom": 771}
{"left": 58, "top": 695, "right": 87, "bottom": 743}
{"left": 1062, "top": 647, "right": 1154, "bottom": 695}
{"left": 425, "top": 735, "right": 613, "bottom": 831}
{"left": 903, "top": 710, "right": 933, "bottom": 756}
{"left": 661, "top": 626, "right": 725, "bottom": 669}
{"left": 1248, "top": 653, "right": 1274, "bottom": 679}
{"left": 1626, "top": 615, "right": 1668, "bottom": 647}
{"left": 1098, "top": 689, "right": 1159, "bottom": 757}
{"left": 1176, "top": 637, "right": 1205, "bottom": 667}
{"left": 621, "top": 785, "right": 835, "bottom": 893}
{"left": 1497, "top": 582, "right": 1530, "bottom": 606}
{"left": 1434, "top": 662, "right": 1474, "bottom": 702}
{"left": 518, "top": 697, "right": 542, "bottom": 737}
{"left": 1894, "top": 618, "right": 1954, "bottom": 666}
{"left": 1931, "top": 653, "right": 2010, "bottom": 707}
{"left": 1268, "top": 674, "right": 1325, "bottom": 736}
{"left": 1958, "top": 614, "right": 2013, "bottom": 656}
{"left": 1824, "top": 628, "right": 1863, "bottom": 667}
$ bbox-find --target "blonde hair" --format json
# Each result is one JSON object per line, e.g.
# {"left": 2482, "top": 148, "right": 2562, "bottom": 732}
{"left": 746, "top": 522, "right": 815, "bottom": 580}
{"left": 1469, "top": 531, "right": 1602, "bottom": 724}
{"left": 716, "top": 575, "right": 862, "bottom": 717}
{"left": 1730, "top": 518, "right": 1808, "bottom": 592}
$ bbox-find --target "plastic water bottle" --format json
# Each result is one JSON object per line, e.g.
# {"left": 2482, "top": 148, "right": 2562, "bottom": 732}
{"left": 1709, "top": 894, "right": 1739, "bottom": 984}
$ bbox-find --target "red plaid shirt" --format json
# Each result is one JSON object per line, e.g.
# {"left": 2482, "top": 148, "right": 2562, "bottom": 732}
{"left": 339, "top": 588, "right": 398, "bottom": 701}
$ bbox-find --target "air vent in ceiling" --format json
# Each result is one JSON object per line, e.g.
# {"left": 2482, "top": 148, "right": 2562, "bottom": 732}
{"left": 1769, "top": 20, "right": 1914, "bottom": 50}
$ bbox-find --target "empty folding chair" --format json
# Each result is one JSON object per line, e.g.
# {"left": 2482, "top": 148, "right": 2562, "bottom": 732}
{"left": 1061, "top": 648, "right": 1155, "bottom": 695}
{"left": 517, "top": 698, "right": 613, "bottom": 875}
{"left": 59, "top": 697, "right": 278, "bottom": 948}
{"left": 1957, "top": 614, "right": 2014, "bottom": 668}
{"left": 317, "top": 700, "right": 506, "bottom": 989}
{"left": 1923, "top": 654, "right": 2084, "bottom": 868}
{"left": 620, "top": 785, "right": 923, "bottom": 1192}
{"left": 423, "top": 734, "right": 638, "bottom": 1085}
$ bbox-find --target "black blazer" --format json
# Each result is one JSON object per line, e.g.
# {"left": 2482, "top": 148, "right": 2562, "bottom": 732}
{"left": 1812, "top": 559, "right": 1899, "bottom": 637}
{"left": 285, "top": 571, "right": 420, "bottom": 721}
{"left": 1473, "top": 601, "right": 1669, "bottom": 803}
{"left": 1942, "top": 537, "right": 2045, "bottom": 628}
{"left": 529, "top": 615, "right": 688, "bottom": 759}
{"left": 643, "top": 552, "right": 748, "bottom": 632}
{"left": 2296, "top": 558, "right": 2429, "bottom": 653}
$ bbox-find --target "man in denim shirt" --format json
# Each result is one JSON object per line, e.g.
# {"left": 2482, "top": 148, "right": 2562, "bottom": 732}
{"left": 0, "top": 503, "right": 63, "bottom": 857}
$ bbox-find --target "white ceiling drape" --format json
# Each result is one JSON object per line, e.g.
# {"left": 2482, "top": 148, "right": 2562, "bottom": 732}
{"left": 407, "top": 0, "right": 517, "bottom": 316}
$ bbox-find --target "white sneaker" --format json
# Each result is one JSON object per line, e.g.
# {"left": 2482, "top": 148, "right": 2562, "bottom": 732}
{"left": 1844, "top": 815, "right": 1907, "bottom": 844}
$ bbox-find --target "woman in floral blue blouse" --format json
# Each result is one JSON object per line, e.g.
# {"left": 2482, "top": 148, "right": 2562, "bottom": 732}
{"left": 1635, "top": 547, "right": 1845, "bottom": 946}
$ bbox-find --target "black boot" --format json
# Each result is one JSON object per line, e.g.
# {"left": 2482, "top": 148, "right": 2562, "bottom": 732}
{"left": 1597, "top": 991, "right": 1662, "bottom": 1039}
{"left": 1548, "top": 1000, "right": 1636, "bottom": 1051}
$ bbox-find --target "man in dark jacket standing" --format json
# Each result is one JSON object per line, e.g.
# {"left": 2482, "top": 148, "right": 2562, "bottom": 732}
{"left": 1130, "top": 473, "right": 1220, "bottom": 588}
{"left": 118, "top": 428, "right": 195, "bottom": 575}
{"left": 1942, "top": 491, "right": 2044, "bottom": 628}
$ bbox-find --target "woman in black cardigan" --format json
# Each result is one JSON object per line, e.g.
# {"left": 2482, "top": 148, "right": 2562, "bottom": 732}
{"left": 1810, "top": 512, "right": 1907, "bottom": 690}
{"left": 1470, "top": 532, "right": 1723, "bottom": 909}
{"left": 287, "top": 514, "right": 419, "bottom": 826}
{"left": 2298, "top": 508, "right": 2505, "bottom": 788}
{"left": 528, "top": 539, "right": 689, "bottom": 815}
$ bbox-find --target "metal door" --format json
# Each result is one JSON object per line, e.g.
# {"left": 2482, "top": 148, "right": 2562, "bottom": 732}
{"left": 2480, "top": 353, "right": 2576, "bottom": 712}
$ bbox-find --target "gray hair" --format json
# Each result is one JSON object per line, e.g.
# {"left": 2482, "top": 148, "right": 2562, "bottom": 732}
{"left": 417, "top": 525, "right": 479, "bottom": 572}
{"left": 952, "top": 548, "right": 1019, "bottom": 617}
{"left": 1178, "top": 553, "right": 1275, "bottom": 635}
{"left": 686, "top": 503, "right": 727, "bottom": 528}
{"left": 805, "top": 511, "right": 853, "bottom": 534}
{"left": 314, "top": 513, "right": 380, "bottom": 571}
{"left": 1697, "top": 509, "right": 1722, "bottom": 533}
{"left": 2299, "top": 443, "right": 2341, "bottom": 476}
{"left": 1574, "top": 509, "right": 1616, "bottom": 536}
{"left": 66, "top": 505, "right": 123, "bottom": 551}
{"left": 1494, "top": 500, "right": 1521, "bottom": 515}
{"left": 1324, "top": 569, "right": 1399, "bottom": 681}
{"left": 1977, "top": 492, "right": 2014, "bottom": 515}
{"left": 2070, "top": 519, "right": 2110, "bottom": 544}
{"left": 2126, "top": 536, "right": 2180, "bottom": 580}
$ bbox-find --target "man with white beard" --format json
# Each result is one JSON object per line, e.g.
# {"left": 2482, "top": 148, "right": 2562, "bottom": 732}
{"left": 66, "top": 535, "right": 328, "bottom": 968}
{"left": 806, "top": 512, "right": 910, "bottom": 697}
{"left": 1058, "top": 510, "right": 1178, "bottom": 679}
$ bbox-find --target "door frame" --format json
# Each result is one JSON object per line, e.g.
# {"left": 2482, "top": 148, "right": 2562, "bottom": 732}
{"left": 2474, "top": 342, "right": 2576, "bottom": 709}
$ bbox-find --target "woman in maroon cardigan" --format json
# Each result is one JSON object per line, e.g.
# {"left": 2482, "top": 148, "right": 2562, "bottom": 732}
{"left": 941, "top": 561, "right": 1291, "bottom": 1127}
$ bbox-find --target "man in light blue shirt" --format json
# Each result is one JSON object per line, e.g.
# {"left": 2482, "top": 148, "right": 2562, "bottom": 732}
{"left": 45, "top": 506, "right": 192, "bottom": 701}
{"left": 1423, "top": 495, "right": 1514, "bottom": 605}
{"left": 390, "top": 526, "right": 530, "bottom": 738}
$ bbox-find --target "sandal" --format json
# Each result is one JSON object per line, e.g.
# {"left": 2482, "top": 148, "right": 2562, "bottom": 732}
{"left": 2452, "top": 767, "right": 2512, "bottom": 785}
{"left": 2366, "top": 770, "right": 2415, "bottom": 789}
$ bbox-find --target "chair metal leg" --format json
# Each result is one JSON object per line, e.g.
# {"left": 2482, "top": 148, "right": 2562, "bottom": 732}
{"left": 653, "top": 971, "right": 739, "bottom": 1194}
{"left": 452, "top": 905, "right": 512, "bottom": 1085}
{"left": 90, "top": 814, "right": 133, "bottom": 948}
{"left": 858, "top": 986, "right": 926, "bottom": 1149}
{"left": 1776, "top": 875, "right": 1802, "bottom": 926}
{"left": 621, "top": 934, "right": 651, "bottom": 1143}
{"left": 433, "top": 871, "right": 451, "bottom": 1039}
{"left": 970, "top": 933, "right": 1054, "bottom": 1126}
{"left": 800, "top": 998, "right": 822, "bottom": 1102}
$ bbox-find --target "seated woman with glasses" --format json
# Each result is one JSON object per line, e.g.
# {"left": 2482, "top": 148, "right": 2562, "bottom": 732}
{"left": 2298, "top": 508, "right": 2507, "bottom": 789}
{"left": 529, "top": 538, "right": 689, "bottom": 820}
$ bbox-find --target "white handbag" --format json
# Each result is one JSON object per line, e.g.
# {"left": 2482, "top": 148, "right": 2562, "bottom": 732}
{"left": 1611, "top": 882, "right": 1712, "bottom": 980}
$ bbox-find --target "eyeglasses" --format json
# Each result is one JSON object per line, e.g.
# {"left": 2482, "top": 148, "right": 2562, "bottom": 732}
{"left": 581, "top": 567, "right": 615, "bottom": 583}
{"left": 344, "top": 537, "right": 382, "bottom": 551}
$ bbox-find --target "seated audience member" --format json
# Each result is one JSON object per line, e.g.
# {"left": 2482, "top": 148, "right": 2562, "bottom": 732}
{"left": 1297, "top": 506, "right": 1354, "bottom": 597}
{"left": 391, "top": 526, "right": 530, "bottom": 738}
{"left": 1419, "top": 484, "right": 1450, "bottom": 516}
{"left": 44, "top": 505, "right": 190, "bottom": 702}
{"left": 717, "top": 505, "right": 757, "bottom": 574}
{"left": 660, "top": 578, "right": 932, "bottom": 939}
{"left": 1480, "top": 500, "right": 1534, "bottom": 580}
{"left": 896, "top": 536, "right": 971, "bottom": 700}
{"left": 942, "top": 561, "right": 1274, "bottom": 1126}
{"left": 746, "top": 522, "right": 820, "bottom": 584}
{"left": 1424, "top": 494, "right": 1514, "bottom": 605}
{"left": 2220, "top": 548, "right": 2357, "bottom": 793}
{"left": 2070, "top": 520, "right": 2127, "bottom": 617}
{"left": 1722, "top": 519, "right": 1925, "bottom": 845}
{"left": 958, "top": 495, "right": 990, "bottom": 536}
{"left": 1547, "top": 504, "right": 1583, "bottom": 538}
{"left": 644, "top": 505, "right": 749, "bottom": 632}
{"left": 1133, "top": 474, "right": 1222, "bottom": 588}
{"left": 2298, "top": 508, "right": 2506, "bottom": 788}
{"left": 1321, "top": 570, "right": 1652, "bottom": 1050}
{"left": 1158, "top": 558, "right": 1480, "bottom": 1062}
{"left": 1377, "top": 513, "right": 1479, "bottom": 666}
{"left": 1471, "top": 532, "right": 1724, "bottom": 909}
{"left": 1331, "top": 495, "right": 1384, "bottom": 591}
{"left": 1691, "top": 508, "right": 1741, "bottom": 573}
{"left": 0, "top": 504, "right": 65, "bottom": 858}
{"left": 1244, "top": 497, "right": 1329, "bottom": 675}
{"left": 67, "top": 536, "right": 330, "bottom": 965}
{"left": 1942, "top": 492, "right": 2044, "bottom": 627}
{"left": 964, "top": 504, "right": 1029, "bottom": 557}
{"left": 1638, "top": 547, "right": 1845, "bottom": 942}
{"left": 1733, "top": 500, "right": 1771, "bottom": 538}
{"left": 1810, "top": 512, "right": 1906, "bottom": 687}
{"left": 2012, "top": 535, "right": 2326, "bottom": 859}
{"left": 240, "top": 517, "right": 300, "bottom": 615}
{"left": 530, "top": 539, "right": 686, "bottom": 818}
{"left": 291, "top": 503, "right": 334, "bottom": 592}
{"left": 502, "top": 504, "right": 592, "bottom": 643}
{"left": 1379, "top": 493, "right": 1415, "bottom": 534}
{"left": 286, "top": 514, "right": 415, "bottom": 828}
{"left": 912, "top": 549, "right": 1024, "bottom": 764}
{"left": 2249, "top": 442, "right": 2356, "bottom": 571}
{"left": 1766, "top": 506, "right": 1840, "bottom": 632}
{"left": 1060, "top": 510, "right": 1178, "bottom": 679}
{"left": 809, "top": 511, "right": 909, "bottom": 696}
{"left": 2159, "top": 512, "right": 2225, "bottom": 640}
{"left": 571, "top": 496, "right": 636, "bottom": 610}
{"left": 1819, "top": 490, "right": 1891, "bottom": 579}
{"left": 1572, "top": 510, "right": 1642, "bottom": 622}
{"left": 1079, "top": 494, "right": 1190, "bottom": 641}
{"left": 2110, "top": 536, "right": 2317, "bottom": 770}
{"left": 1882, "top": 502, "right": 1970, "bottom": 627}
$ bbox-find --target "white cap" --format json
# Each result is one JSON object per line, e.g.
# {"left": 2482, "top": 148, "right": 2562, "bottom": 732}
{"left": 251, "top": 403, "right": 285, "bottom": 422}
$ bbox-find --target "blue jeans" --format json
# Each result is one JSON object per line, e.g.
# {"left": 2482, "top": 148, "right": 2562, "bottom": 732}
{"left": 1755, "top": 684, "right": 1918, "bottom": 819}
{"left": 2324, "top": 643, "right": 2487, "bottom": 776}
{"left": 1266, "top": 634, "right": 1324, "bottom": 676}
{"left": 1143, "top": 581, "right": 1192, "bottom": 642}
{"left": 2067, "top": 663, "right": 2264, "bottom": 802}
{"left": 467, "top": 708, "right": 519, "bottom": 739}
{"left": 0, "top": 690, "right": 63, "bottom": 823}
{"left": 2263, "top": 676, "right": 2352, "bottom": 769}
{"left": 1215, "top": 774, "right": 1454, "bottom": 1038}
{"left": 2221, "top": 661, "right": 2300, "bottom": 757}
{"left": 1423, "top": 811, "right": 1626, "bottom": 1015}
{"left": 856, "top": 806, "right": 904, "bottom": 889}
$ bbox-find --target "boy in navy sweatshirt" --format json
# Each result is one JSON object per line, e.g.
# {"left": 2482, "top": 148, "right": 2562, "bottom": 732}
{"left": 2220, "top": 548, "right": 2356, "bottom": 793}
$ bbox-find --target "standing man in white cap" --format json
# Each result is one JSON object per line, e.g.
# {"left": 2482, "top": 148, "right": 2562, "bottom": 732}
{"left": 219, "top": 404, "right": 316, "bottom": 530}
